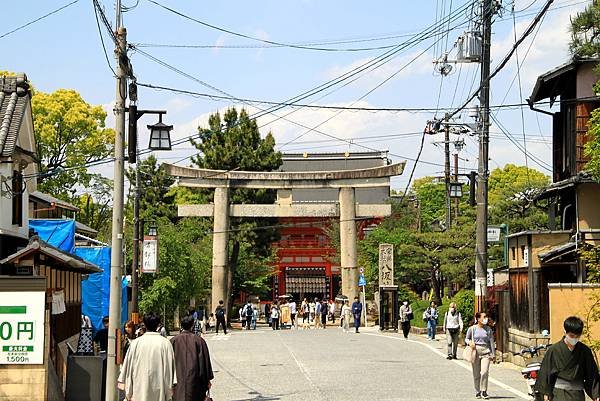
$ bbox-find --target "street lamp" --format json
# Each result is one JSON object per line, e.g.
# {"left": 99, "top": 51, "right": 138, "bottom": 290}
{"left": 148, "top": 115, "right": 173, "bottom": 151}
{"left": 449, "top": 182, "right": 463, "bottom": 198}
{"left": 148, "top": 224, "right": 158, "bottom": 237}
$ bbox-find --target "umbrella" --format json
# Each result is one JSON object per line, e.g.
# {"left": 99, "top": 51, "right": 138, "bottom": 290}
{"left": 277, "top": 294, "right": 292, "bottom": 299}
{"left": 335, "top": 295, "right": 348, "bottom": 301}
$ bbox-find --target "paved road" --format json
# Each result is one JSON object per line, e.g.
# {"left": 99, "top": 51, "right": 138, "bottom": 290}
{"left": 203, "top": 326, "right": 529, "bottom": 401}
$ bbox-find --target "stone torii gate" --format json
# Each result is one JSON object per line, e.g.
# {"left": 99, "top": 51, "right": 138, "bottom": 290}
{"left": 164, "top": 162, "right": 405, "bottom": 310}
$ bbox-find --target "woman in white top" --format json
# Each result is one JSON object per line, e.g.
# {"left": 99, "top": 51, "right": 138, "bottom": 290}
{"left": 341, "top": 301, "right": 352, "bottom": 333}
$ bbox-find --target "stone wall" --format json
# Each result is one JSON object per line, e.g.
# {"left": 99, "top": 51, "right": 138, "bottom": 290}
{"left": 502, "top": 327, "right": 550, "bottom": 366}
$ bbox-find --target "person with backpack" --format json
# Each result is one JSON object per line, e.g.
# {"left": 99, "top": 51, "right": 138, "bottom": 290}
{"left": 215, "top": 300, "right": 227, "bottom": 335}
{"left": 443, "top": 302, "right": 463, "bottom": 359}
{"left": 423, "top": 301, "right": 439, "bottom": 340}
{"left": 244, "top": 301, "right": 253, "bottom": 331}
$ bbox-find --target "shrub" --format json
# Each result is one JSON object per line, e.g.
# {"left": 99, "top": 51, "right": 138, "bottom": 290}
{"left": 453, "top": 289, "right": 475, "bottom": 332}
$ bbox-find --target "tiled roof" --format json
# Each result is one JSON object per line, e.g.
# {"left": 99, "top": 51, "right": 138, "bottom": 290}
{"left": 0, "top": 74, "right": 31, "bottom": 158}
{"left": 30, "top": 190, "right": 80, "bottom": 212}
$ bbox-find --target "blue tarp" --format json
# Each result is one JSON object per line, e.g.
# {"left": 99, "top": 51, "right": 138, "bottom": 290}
{"left": 75, "top": 247, "right": 129, "bottom": 332}
{"left": 29, "top": 219, "right": 76, "bottom": 253}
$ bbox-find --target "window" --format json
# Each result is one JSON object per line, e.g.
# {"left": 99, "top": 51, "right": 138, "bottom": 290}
{"left": 11, "top": 170, "right": 23, "bottom": 226}
{"left": 521, "top": 245, "right": 526, "bottom": 260}
{"left": 511, "top": 247, "right": 516, "bottom": 261}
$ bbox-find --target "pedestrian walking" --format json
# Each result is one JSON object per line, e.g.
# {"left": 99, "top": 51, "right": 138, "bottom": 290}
{"left": 424, "top": 301, "right": 439, "bottom": 340}
{"left": 215, "top": 300, "right": 227, "bottom": 335}
{"left": 271, "top": 303, "right": 280, "bottom": 330}
{"left": 239, "top": 305, "right": 246, "bottom": 330}
{"left": 170, "top": 315, "right": 214, "bottom": 401}
{"left": 314, "top": 299, "right": 322, "bottom": 329}
{"left": 443, "top": 302, "right": 463, "bottom": 359}
{"left": 118, "top": 312, "right": 177, "bottom": 401}
{"left": 76, "top": 314, "right": 94, "bottom": 355}
{"left": 536, "top": 316, "right": 600, "bottom": 401}
{"left": 207, "top": 314, "right": 215, "bottom": 332}
{"left": 289, "top": 299, "right": 297, "bottom": 329}
{"left": 301, "top": 298, "right": 310, "bottom": 330}
{"left": 244, "top": 301, "right": 253, "bottom": 330}
{"left": 264, "top": 303, "right": 271, "bottom": 326}
{"left": 252, "top": 306, "right": 258, "bottom": 330}
{"left": 157, "top": 322, "right": 168, "bottom": 337}
{"left": 465, "top": 312, "right": 496, "bottom": 399}
{"left": 309, "top": 300, "right": 316, "bottom": 324}
{"left": 351, "top": 296, "right": 362, "bottom": 333}
{"left": 93, "top": 316, "right": 109, "bottom": 353}
{"left": 328, "top": 299, "right": 336, "bottom": 323}
{"left": 341, "top": 300, "right": 352, "bottom": 333}
{"left": 321, "top": 298, "right": 328, "bottom": 329}
{"left": 399, "top": 300, "right": 413, "bottom": 339}
{"left": 122, "top": 320, "right": 137, "bottom": 359}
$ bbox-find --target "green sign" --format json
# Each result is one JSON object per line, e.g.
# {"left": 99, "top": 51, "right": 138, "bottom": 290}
{"left": 0, "top": 292, "right": 45, "bottom": 365}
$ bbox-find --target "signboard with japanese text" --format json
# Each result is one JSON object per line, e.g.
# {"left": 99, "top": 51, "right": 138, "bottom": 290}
{"left": 379, "top": 244, "right": 394, "bottom": 287}
{"left": 0, "top": 291, "right": 45, "bottom": 364}
{"left": 142, "top": 238, "right": 158, "bottom": 274}
{"left": 487, "top": 227, "right": 501, "bottom": 242}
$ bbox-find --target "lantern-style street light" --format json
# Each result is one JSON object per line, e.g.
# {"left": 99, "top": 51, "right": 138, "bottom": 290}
{"left": 449, "top": 182, "right": 463, "bottom": 199}
{"left": 148, "top": 115, "right": 173, "bottom": 151}
{"left": 148, "top": 224, "right": 158, "bottom": 237}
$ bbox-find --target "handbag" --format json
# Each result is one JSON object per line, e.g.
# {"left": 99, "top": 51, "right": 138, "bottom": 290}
{"left": 462, "top": 345, "right": 477, "bottom": 363}
{"left": 406, "top": 312, "right": 414, "bottom": 321}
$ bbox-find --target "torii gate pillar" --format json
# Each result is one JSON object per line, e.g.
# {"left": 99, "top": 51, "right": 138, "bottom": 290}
{"left": 339, "top": 187, "right": 358, "bottom": 301}
{"left": 212, "top": 186, "right": 229, "bottom": 312}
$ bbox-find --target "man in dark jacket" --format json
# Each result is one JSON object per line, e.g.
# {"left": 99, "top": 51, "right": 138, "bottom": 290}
{"left": 170, "top": 315, "right": 214, "bottom": 401}
{"left": 351, "top": 297, "right": 363, "bottom": 334}
{"left": 536, "top": 316, "right": 599, "bottom": 401}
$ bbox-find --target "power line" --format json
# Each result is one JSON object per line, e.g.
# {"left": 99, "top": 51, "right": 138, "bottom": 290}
{"left": 448, "top": 0, "right": 556, "bottom": 120}
{"left": 0, "top": 0, "right": 80, "bottom": 40}
{"left": 135, "top": 82, "right": 549, "bottom": 113}
{"left": 93, "top": 0, "right": 117, "bottom": 77}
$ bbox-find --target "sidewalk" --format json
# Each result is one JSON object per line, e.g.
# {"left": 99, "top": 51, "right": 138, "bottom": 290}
{"left": 364, "top": 327, "right": 530, "bottom": 399}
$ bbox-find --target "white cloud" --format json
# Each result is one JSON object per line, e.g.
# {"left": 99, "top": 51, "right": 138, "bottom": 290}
{"left": 324, "top": 49, "right": 435, "bottom": 90}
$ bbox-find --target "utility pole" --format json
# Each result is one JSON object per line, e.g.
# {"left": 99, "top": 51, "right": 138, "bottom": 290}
{"left": 444, "top": 113, "right": 451, "bottom": 230}
{"left": 131, "top": 156, "right": 140, "bottom": 323}
{"left": 475, "top": 0, "right": 493, "bottom": 314}
{"left": 106, "top": 0, "right": 127, "bottom": 399}
{"left": 454, "top": 153, "right": 459, "bottom": 220}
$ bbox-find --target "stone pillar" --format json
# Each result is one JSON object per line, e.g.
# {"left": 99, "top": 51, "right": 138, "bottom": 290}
{"left": 212, "top": 186, "right": 229, "bottom": 313}
{"left": 339, "top": 187, "right": 358, "bottom": 301}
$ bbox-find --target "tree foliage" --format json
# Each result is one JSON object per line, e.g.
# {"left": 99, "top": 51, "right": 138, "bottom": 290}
{"left": 488, "top": 164, "right": 550, "bottom": 233}
{"left": 31, "top": 89, "right": 115, "bottom": 199}
{"left": 570, "top": 1, "right": 600, "bottom": 58}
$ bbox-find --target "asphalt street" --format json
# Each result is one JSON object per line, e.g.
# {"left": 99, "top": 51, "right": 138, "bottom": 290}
{"left": 203, "top": 326, "right": 529, "bottom": 401}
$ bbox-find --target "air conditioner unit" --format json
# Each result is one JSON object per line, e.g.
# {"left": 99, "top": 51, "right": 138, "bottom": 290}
{"left": 457, "top": 31, "right": 482, "bottom": 63}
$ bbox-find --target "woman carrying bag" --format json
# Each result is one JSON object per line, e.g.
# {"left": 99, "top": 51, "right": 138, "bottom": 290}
{"left": 465, "top": 312, "right": 495, "bottom": 400}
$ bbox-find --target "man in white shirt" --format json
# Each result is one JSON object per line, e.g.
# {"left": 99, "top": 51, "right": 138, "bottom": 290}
{"left": 289, "top": 300, "right": 297, "bottom": 329}
{"left": 118, "top": 312, "right": 177, "bottom": 401}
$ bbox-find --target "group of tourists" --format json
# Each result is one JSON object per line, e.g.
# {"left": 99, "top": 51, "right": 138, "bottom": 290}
{"left": 117, "top": 312, "right": 214, "bottom": 401}
{"left": 255, "top": 296, "right": 363, "bottom": 333}
{"left": 399, "top": 298, "right": 600, "bottom": 400}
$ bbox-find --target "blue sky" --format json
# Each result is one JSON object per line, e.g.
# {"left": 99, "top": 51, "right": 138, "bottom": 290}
{"left": 0, "top": 0, "right": 592, "bottom": 190}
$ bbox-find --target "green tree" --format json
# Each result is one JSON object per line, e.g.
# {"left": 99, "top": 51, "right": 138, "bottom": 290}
{"left": 125, "top": 155, "right": 176, "bottom": 222}
{"left": 570, "top": 1, "right": 600, "bottom": 58}
{"left": 412, "top": 177, "right": 446, "bottom": 231}
{"left": 190, "top": 107, "right": 282, "bottom": 309}
{"left": 73, "top": 175, "right": 113, "bottom": 240}
{"left": 488, "top": 164, "right": 550, "bottom": 233}
{"left": 31, "top": 89, "right": 115, "bottom": 199}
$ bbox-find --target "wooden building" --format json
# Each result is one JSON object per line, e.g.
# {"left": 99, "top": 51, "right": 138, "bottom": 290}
{"left": 497, "top": 58, "right": 600, "bottom": 364}
{"left": 0, "top": 236, "right": 100, "bottom": 400}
